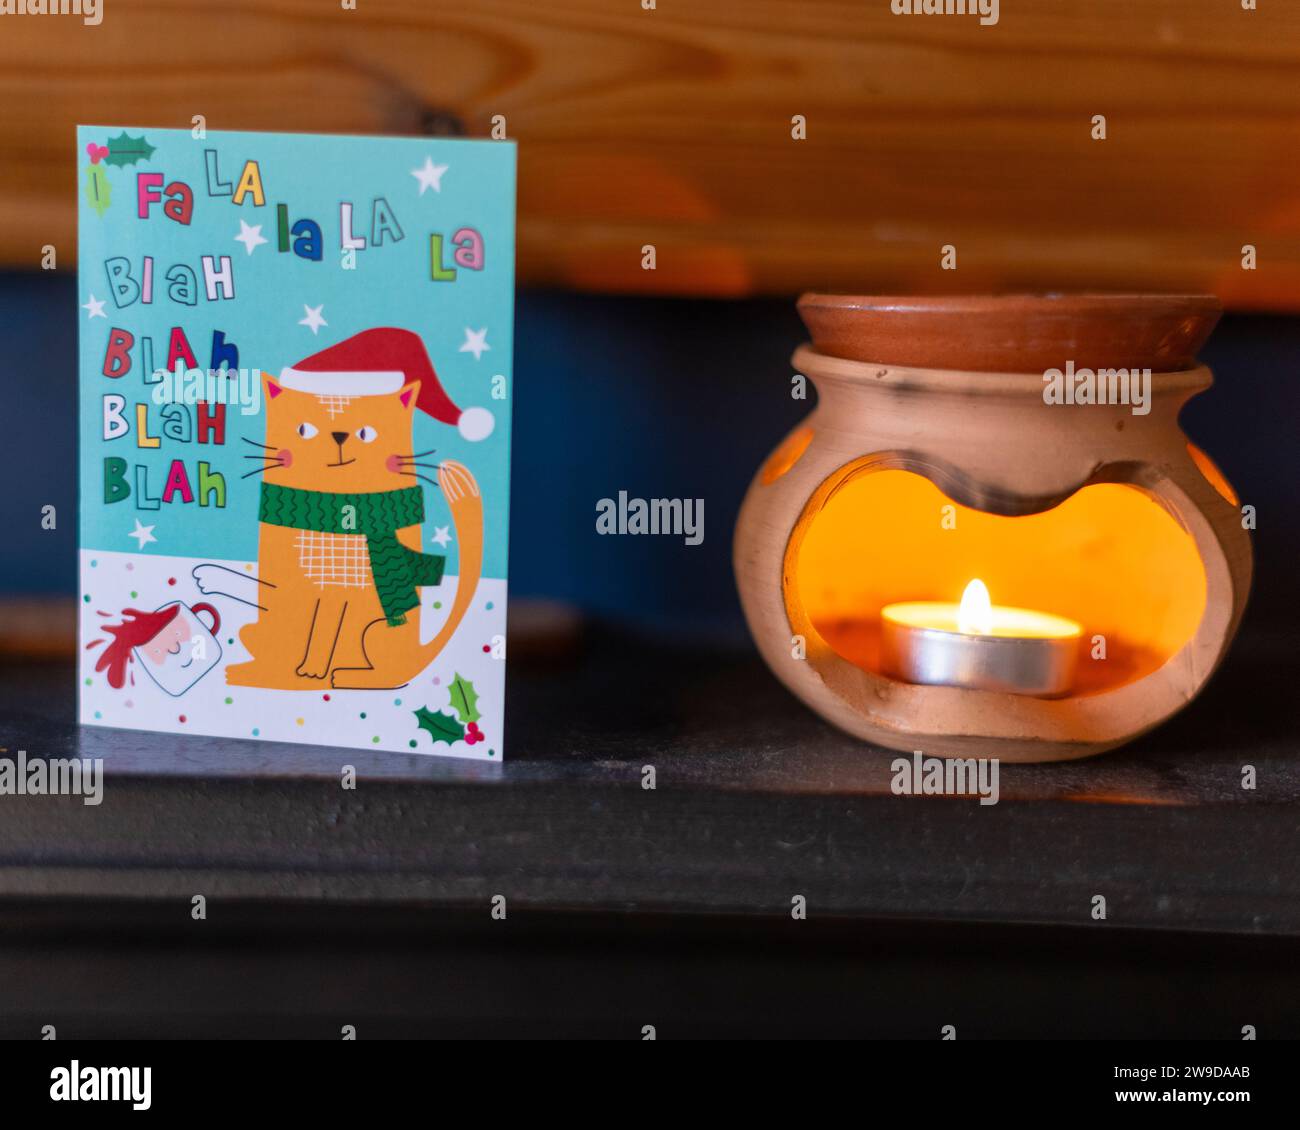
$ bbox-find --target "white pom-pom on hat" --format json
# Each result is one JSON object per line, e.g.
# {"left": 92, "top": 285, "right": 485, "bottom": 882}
{"left": 458, "top": 406, "right": 494, "bottom": 442}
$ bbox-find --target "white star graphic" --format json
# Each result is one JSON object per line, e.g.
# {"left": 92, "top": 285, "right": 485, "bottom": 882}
{"left": 459, "top": 326, "right": 490, "bottom": 361}
{"left": 82, "top": 293, "right": 106, "bottom": 319}
{"left": 430, "top": 526, "right": 452, "bottom": 548}
{"left": 299, "top": 304, "right": 327, "bottom": 335}
{"left": 411, "top": 156, "right": 449, "bottom": 195}
{"left": 128, "top": 519, "right": 157, "bottom": 549}
{"left": 234, "top": 219, "right": 268, "bottom": 256}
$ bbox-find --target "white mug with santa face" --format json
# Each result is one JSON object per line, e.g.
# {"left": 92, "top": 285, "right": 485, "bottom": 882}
{"left": 136, "top": 600, "right": 223, "bottom": 697}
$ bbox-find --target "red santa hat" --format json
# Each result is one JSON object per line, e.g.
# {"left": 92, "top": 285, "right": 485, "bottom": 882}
{"left": 278, "top": 327, "right": 494, "bottom": 441}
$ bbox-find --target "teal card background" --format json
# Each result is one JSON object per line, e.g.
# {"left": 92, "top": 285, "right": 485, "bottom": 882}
{"left": 77, "top": 126, "right": 515, "bottom": 579}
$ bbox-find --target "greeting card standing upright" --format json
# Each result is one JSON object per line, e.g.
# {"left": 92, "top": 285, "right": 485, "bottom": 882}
{"left": 77, "top": 127, "right": 515, "bottom": 759}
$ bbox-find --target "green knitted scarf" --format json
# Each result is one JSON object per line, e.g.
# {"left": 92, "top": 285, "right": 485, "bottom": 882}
{"left": 258, "top": 483, "right": 445, "bottom": 626}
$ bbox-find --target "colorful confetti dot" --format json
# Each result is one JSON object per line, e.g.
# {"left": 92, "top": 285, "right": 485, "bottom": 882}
{"left": 83, "top": 594, "right": 91, "bottom": 603}
{"left": 84, "top": 677, "right": 92, "bottom": 685}
{"left": 130, "top": 591, "right": 138, "bottom": 599}
{"left": 90, "top": 560, "right": 98, "bottom": 568}
{"left": 359, "top": 712, "right": 367, "bottom": 719}
{"left": 393, "top": 698, "right": 402, "bottom": 706}
{"left": 178, "top": 714, "right": 186, "bottom": 723}
{"left": 224, "top": 697, "right": 233, "bottom": 705}
{"left": 94, "top": 711, "right": 102, "bottom": 720}
{"left": 323, "top": 694, "right": 331, "bottom": 701}
{"left": 481, "top": 644, "right": 490, "bottom": 653}
{"left": 372, "top": 736, "right": 380, "bottom": 743}
{"left": 167, "top": 577, "right": 176, "bottom": 586}
{"left": 295, "top": 718, "right": 304, "bottom": 726}
{"left": 486, "top": 601, "right": 494, "bottom": 610}
{"left": 409, "top": 740, "right": 417, "bottom": 748}
{"left": 252, "top": 727, "right": 260, "bottom": 736}
{"left": 433, "top": 601, "right": 442, "bottom": 610}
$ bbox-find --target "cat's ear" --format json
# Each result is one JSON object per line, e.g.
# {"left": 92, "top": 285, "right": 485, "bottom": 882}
{"left": 397, "top": 380, "right": 421, "bottom": 412}
{"left": 262, "top": 371, "right": 284, "bottom": 401}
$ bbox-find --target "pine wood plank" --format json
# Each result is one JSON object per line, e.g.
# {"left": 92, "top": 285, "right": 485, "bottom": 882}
{"left": 2, "top": 0, "right": 1299, "bottom": 305}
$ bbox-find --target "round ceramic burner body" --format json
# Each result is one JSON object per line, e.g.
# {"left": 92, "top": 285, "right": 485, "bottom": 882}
{"left": 733, "top": 294, "right": 1252, "bottom": 763}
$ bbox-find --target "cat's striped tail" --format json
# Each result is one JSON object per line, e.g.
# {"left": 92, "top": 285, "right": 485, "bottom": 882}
{"left": 411, "top": 460, "right": 484, "bottom": 670}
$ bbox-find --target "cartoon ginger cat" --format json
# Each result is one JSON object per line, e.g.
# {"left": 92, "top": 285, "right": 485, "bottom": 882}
{"left": 196, "top": 328, "right": 493, "bottom": 691}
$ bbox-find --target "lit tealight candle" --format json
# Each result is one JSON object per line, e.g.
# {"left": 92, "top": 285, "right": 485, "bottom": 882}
{"left": 881, "top": 580, "right": 1083, "bottom": 697}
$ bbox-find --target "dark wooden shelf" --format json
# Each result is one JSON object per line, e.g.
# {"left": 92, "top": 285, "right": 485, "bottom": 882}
{"left": 1, "top": 624, "right": 1297, "bottom": 936}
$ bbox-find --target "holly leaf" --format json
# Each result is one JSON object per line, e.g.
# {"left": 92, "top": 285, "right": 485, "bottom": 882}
{"left": 447, "top": 672, "right": 481, "bottom": 724}
{"left": 413, "top": 705, "right": 465, "bottom": 746}
{"left": 105, "top": 131, "right": 156, "bottom": 168}
{"left": 84, "top": 164, "right": 111, "bottom": 217}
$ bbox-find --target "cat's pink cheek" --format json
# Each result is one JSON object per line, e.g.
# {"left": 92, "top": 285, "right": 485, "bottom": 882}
{"left": 278, "top": 449, "right": 293, "bottom": 468}
{"left": 385, "top": 454, "right": 402, "bottom": 473}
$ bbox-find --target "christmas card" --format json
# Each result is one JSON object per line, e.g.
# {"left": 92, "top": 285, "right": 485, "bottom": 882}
{"left": 77, "top": 127, "right": 515, "bottom": 760}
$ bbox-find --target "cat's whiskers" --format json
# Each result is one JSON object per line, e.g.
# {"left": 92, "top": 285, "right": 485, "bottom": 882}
{"left": 396, "top": 457, "right": 442, "bottom": 485}
{"left": 241, "top": 437, "right": 277, "bottom": 450}
{"left": 240, "top": 457, "right": 285, "bottom": 480}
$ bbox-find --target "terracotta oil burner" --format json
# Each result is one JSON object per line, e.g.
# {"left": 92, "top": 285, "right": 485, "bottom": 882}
{"left": 734, "top": 294, "right": 1252, "bottom": 762}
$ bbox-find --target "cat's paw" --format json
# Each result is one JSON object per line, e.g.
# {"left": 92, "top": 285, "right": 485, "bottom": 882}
{"left": 295, "top": 658, "right": 330, "bottom": 680}
{"left": 192, "top": 564, "right": 223, "bottom": 595}
{"left": 331, "top": 666, "right": 400, "bottom": 690}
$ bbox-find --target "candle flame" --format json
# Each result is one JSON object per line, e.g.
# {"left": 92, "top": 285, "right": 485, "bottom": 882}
{"left": 957, "top": 578, "right": 993, "bottom": 635}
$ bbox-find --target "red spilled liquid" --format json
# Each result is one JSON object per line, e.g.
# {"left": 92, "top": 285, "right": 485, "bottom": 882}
{"left": 90, "top": 605, "right": 180, "bottom": 689}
